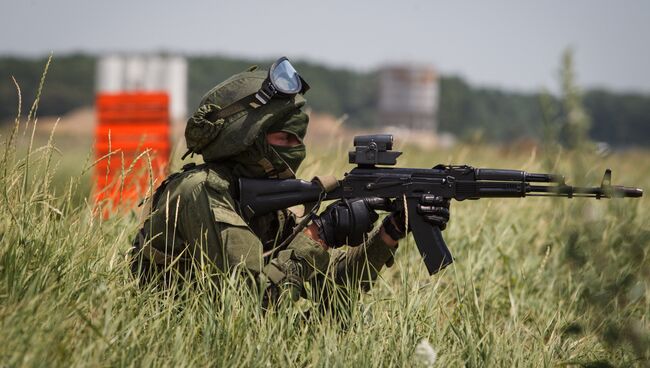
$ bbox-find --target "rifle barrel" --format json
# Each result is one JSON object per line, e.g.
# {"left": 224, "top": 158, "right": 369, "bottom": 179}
{"left": 612, "top": 186, "right": 643, "bottom": 197}
{"left": 476, "top": 168, "right": 564, "bottom": 183}
{"left": 527, "top": 185, "right": 643, "bottom": 198}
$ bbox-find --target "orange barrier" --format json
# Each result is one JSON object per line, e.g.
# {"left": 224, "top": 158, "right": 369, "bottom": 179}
{"left": 94, "top": 92, "right": 170, "bottom": 214}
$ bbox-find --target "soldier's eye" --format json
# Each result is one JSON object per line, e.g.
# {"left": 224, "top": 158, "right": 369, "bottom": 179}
{"left": 267, "top": 131, "right": 301, "bottom": 147}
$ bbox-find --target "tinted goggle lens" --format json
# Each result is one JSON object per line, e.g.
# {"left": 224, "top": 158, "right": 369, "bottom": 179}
{"left": 270, "top": 58, "right": 302, "bottom": 94}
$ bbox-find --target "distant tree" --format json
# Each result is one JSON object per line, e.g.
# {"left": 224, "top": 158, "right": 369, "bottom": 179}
{"left": 439, "top": 77, "right": 544, "bottom": 141}
{"left": 584, "top": 90, "right": 650, "bottom": 147}
{"left": 1, "top": 54, "right": 649, "bottom": 148}
{"left": 0, "top": 54, "right": 94, "bottom": 122}
{"left": 558, "top": 49, "right": 591, "bottom": 150}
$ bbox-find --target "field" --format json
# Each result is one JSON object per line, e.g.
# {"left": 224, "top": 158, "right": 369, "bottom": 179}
{"left": 0, "top": 103, "right": 648, "bottom": 368}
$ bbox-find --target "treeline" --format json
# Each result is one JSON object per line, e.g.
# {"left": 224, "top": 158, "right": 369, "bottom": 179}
{"left": 0, "top": 54, "right": 95, "bottom": 121}
{"left": 1, "top": 54, "right": 649, "bottom": 146}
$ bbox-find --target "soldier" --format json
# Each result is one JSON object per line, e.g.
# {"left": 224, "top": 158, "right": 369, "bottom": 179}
{"left": 131, "top": 57, "right": 450, "bottom": 305}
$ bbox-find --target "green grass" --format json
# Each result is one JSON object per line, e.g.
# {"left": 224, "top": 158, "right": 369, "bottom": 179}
{"left": 0, "top": 112, "right": 648, "bottom": 367}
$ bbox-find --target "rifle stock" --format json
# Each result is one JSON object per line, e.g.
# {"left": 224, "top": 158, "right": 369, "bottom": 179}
{"left": 239, "top": 178, "right": 323, "bottom": 220}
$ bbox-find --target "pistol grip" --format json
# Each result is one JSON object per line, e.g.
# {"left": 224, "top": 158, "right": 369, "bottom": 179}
{"left": 407, "top": 198, "right": 453, "bottom": 275}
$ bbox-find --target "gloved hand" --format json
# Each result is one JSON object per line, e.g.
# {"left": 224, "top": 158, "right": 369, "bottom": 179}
{"left": 312, "top": 198, "right": 382, "bottom": 248}
{"left": 382, "top": 194, "right": 451, "bottom": 242}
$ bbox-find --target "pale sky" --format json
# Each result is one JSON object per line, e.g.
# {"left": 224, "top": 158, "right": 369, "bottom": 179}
{"left": 2, "top": 0, "right": 649, "bottom": 93}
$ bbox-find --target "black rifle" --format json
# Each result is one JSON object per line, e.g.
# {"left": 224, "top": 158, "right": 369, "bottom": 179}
{"left": 239, "top": 134, "right": 643, "bottom": 275}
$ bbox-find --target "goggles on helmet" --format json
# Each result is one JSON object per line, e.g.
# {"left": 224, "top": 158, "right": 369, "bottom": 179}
{"left": 255, "top": 57, "right": 309, "bottom": 104}
{"left": 207, "top": 56, "right": 310, "bottom": 121}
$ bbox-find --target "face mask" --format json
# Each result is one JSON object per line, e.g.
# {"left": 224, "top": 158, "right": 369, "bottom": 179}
{"left": 222, "top": 109, "right": 309, "bottom": 179}
{"left": 271, "top": 143, "right": 306, "bottom": 174}
{"left": 264, "top": 110, "right": 309, "bottom": 176}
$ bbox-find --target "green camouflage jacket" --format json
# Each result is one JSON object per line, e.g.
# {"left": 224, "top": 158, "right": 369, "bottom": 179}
{"left": 134, "top": 162, "right": 397, "bottom": 296}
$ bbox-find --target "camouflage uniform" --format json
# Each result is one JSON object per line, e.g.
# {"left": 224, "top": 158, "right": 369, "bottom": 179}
{"left": 132, "top": 66, "right": 397, "bottom": 300}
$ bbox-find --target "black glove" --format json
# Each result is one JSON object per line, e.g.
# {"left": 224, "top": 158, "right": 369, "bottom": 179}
{"left": 312, "top": 198, "right": 382, "bottom": 248}
{"left": 383, "top": 194, "right": 451, "bottom": 241}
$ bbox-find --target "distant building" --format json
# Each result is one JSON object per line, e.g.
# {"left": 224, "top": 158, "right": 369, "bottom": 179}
{"left": 378, "top": 64, "right": 439, "bottom": 131}
{"left": 96, "top": 54, "right": 187, "bottom": 122}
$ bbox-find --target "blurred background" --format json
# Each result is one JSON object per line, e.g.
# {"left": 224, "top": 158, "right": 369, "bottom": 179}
{"left": 1, "top": 0, "right": 649, "bottom": 153}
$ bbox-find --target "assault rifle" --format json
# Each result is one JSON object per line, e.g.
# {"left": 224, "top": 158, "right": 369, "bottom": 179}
{"left": 239, "top": 134, "right": 643, "bottom": 275}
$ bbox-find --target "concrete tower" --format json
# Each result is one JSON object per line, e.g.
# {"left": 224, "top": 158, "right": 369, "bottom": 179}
{"left": 378, "top": 64, "right": 439, "bottom": 132}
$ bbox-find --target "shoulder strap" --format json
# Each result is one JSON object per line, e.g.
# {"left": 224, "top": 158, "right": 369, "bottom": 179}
{"left": 205, "top": 93, "right": 261, "bottom": 122}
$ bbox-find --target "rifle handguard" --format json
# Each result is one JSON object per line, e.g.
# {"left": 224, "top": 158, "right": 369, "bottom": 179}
{"left": 311, "top": 175, "right": 339, "bottom": 192}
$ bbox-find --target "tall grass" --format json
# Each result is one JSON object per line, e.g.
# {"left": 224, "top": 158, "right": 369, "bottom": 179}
{"left": 0, "top": 63, "right": 648, "bottom": 367}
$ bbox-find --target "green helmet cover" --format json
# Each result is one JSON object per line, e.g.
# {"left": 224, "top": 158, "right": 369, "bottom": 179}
{"left": 184, "top": 66, "right": 309, "bottom": 179}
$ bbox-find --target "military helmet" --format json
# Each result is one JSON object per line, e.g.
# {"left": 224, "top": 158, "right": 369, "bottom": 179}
{"left": 184, "top": 61, "right": 309, "bottom": 179}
